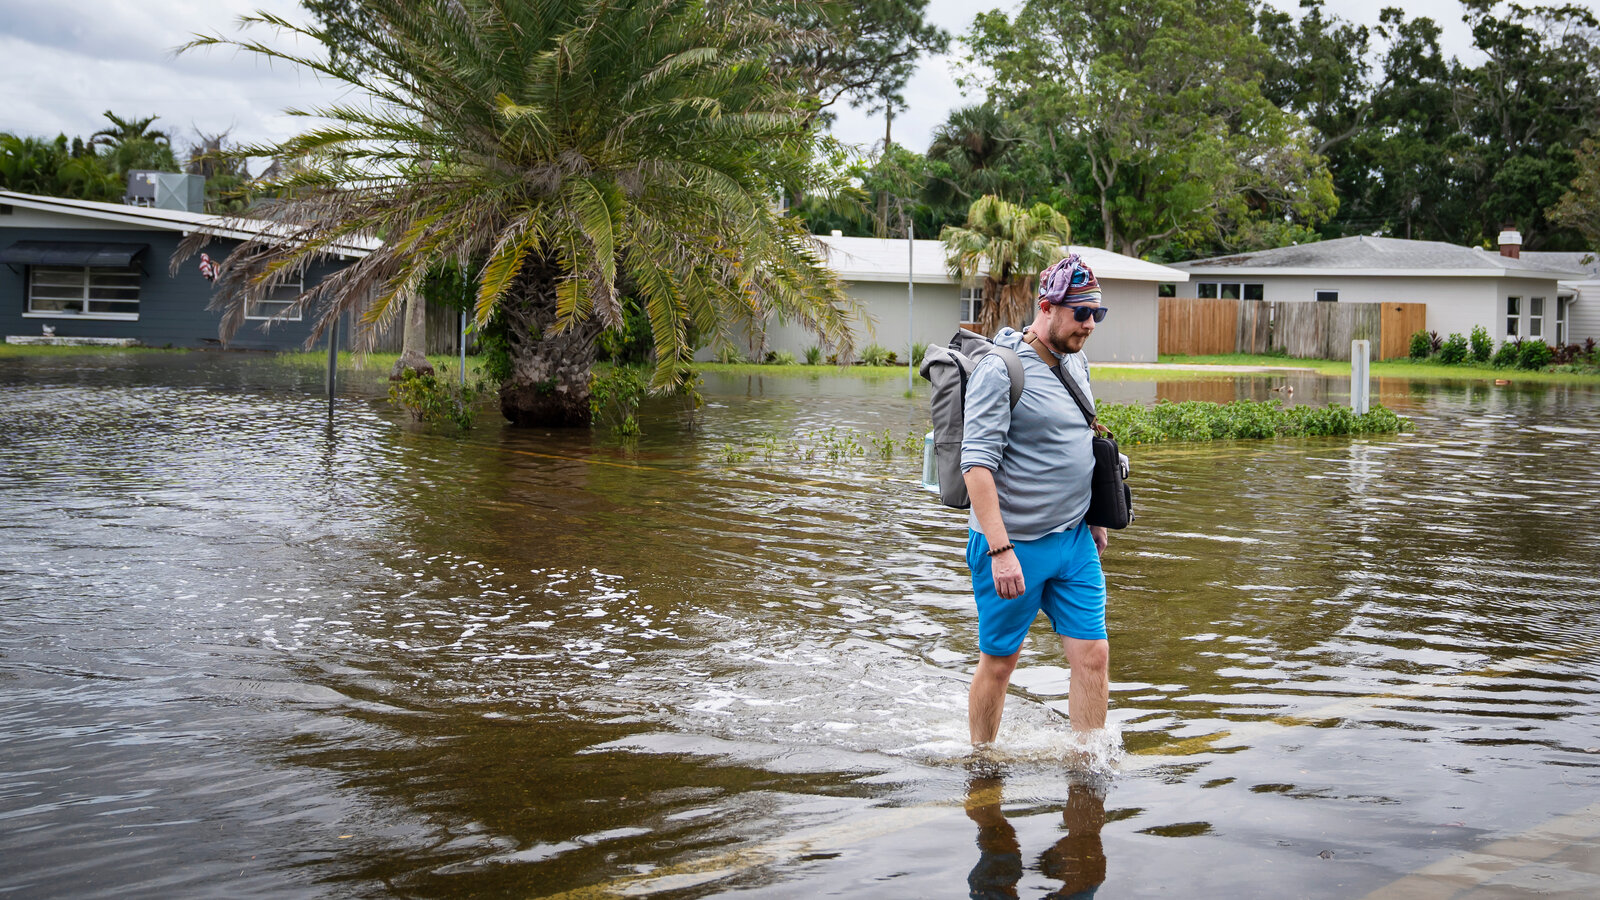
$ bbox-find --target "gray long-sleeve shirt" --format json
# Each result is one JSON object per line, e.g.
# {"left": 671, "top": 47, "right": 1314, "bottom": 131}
{"left": 959, "top": 327, "right": 1095, "bottom": 541}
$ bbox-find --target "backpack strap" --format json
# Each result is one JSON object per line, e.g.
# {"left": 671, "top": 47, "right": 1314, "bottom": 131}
{"left": 992, "top": 346, "right": 1025, "bottom": 410}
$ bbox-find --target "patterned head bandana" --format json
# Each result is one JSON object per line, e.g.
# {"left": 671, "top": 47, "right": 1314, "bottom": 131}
{"left": 1038, "top": 254, "right": 1103, "bottom": 306}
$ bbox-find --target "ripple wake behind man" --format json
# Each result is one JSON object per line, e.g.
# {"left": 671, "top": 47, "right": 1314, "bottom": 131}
{"left": 961, "top": 255, "right": 1111, "bottom": 744}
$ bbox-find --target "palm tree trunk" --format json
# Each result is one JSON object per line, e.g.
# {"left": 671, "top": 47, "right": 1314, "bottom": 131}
{"left": 390, "top": 290, "right": 433, "bottom": 378}
{"left": 497, "top": 260, "right": 606, "bottom": 427}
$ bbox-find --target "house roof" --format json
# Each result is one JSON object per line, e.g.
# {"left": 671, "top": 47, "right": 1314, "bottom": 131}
{"left": 1171, "top": 235, "right": 1587, "bottom": 280}
{"left": 1521, "top": 250, "right": 1599, "bottom": 282}
{"left": 0, "top": 189, "right": 378, "bottom": 256}
{"left": 815, "top": 234, "right": 1188, "bottom": 284}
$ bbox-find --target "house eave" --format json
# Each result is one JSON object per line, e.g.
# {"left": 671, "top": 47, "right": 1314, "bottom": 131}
{"left": 0, "top": 190, "right": 376, "bottom": 258}
{"left": 1175, "top": 265, "right": 1576, "bottom": 280}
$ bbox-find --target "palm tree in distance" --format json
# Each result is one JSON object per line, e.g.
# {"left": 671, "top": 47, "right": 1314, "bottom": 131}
{"left": 927, "top": 104, "right": 1023, "bottom": 203}
{"left": 90, "top": 112, "right": 170, "bottom": 149}
{"left": 177, "top": 0, "right": 858, "bottom": 426}
{"left": 942, "top": 195, "right": 1072, "bottom": 336}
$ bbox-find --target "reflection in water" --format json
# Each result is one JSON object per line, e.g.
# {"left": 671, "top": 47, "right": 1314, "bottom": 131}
{"left": 967, "top": 774, "right": 1107, "bottom": 900}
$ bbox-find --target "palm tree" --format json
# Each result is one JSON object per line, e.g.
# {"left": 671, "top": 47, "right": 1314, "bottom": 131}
{"left": 941, "top": 195, "right": 1072, "bottom": 336}
{"left": 90, "top": 112, "right": 169, "bottom": 149}
{"left": 927, "top": 104, "right": 1023, "bottom": 202}
{"left": 177, "top": 0, "right": 857, "bottom": 426}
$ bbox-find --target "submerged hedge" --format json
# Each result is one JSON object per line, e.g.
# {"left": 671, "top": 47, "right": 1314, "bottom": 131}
{"left": 1098, "top": 399, "right": 1409, "bottom": 445}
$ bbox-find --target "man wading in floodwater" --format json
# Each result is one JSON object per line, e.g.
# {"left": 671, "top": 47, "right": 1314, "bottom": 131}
{"left": 962, "top": 255, "right": 1110, "bottom": 744}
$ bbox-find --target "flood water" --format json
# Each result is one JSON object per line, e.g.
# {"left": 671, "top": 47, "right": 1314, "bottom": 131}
{"left": 2, "top": 352, "right": 1599, "bottom": 899}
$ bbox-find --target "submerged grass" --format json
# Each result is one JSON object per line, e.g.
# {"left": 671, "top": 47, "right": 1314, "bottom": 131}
{"left": 1099, "top": 399, "right": 1410, "bottom": 445}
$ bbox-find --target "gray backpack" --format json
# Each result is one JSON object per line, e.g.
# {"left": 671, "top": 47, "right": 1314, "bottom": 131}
{"left": 918, "top": 329, "right": 1024, "bottom": 508}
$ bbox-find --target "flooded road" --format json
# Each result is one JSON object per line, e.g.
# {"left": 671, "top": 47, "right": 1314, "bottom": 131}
{"left": 2, "top": 353, "right": 1598, "bottom": 898}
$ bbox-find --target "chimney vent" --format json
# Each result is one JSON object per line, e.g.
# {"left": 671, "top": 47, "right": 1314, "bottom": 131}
{"left": 1497, "top": 224, "right": 1522, "bottom": 259}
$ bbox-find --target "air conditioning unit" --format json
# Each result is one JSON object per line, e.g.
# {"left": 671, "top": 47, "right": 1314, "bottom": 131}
{"left": 126, "top": 171, "right": 205, "bottom": 212}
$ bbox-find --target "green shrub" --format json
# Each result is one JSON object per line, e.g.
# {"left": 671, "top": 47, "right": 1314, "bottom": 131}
{"left": 912, "top": 343, "right": 928, "bottom": 367}
{"left": 1438, "top": 332, "right": 1468, "bottom": 364}
{"left": 766, "top": 350, "right": 797, "bottom": 366}
{"left": 859, "top": 343, "right": 893, "bottom": 366}
{"left": 804, "top": 345, "right": 822, "bottom": 365}
{"left": 1469, "top": 325, "right": 1493, "bottom": 363}
{"left": 388, "top": 368, "right": 486, "bottom": 431}
{"left": 1408, "top": 330, "right": 1431, "bottom": 359}
{"left": 1517, "top": 340, "right": 1553, "bottom": 371}
{"left": 714, "top": 344, "right": 747, "bottom": 365}
{"left": 1491, "top": 339, "right": 1521, "bottom": 368}
{"left": 1096, "top": 399, "right": 1410, "bottom": 445}
{"left": 589, "top": 365, "right": 650, "bottom": 436}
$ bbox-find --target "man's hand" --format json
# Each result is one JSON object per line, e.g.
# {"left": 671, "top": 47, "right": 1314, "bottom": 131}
{"left": 1091, "top": 525, "right": 1108, "bottom": 556}
{"left": 992, "top": 549, "right": 1025, "bottom": 599}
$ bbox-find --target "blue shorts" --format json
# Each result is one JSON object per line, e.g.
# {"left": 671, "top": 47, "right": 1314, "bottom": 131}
{"left": 968, "top": 523, "right": 1107, "bottom": 656}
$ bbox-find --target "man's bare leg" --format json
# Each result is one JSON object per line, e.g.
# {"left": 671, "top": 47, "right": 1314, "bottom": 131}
{"left": 969, "top": 651, "right": 1020, "bottom": 744}
{"left": 1062, "top": 637, "right": 1109, "bottom": 733}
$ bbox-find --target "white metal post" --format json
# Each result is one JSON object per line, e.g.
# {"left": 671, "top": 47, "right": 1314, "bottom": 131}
{"left": 1351, "top": 339, "right": 1370, "bottom": 414}
{"left": 907, "top": 218, "right": 915, "bottom": 392}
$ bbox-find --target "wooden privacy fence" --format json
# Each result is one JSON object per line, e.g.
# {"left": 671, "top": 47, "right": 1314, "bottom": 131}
{"left": 1158, "top": 297, "right": 1237, "bottom": 356}
{"left": 1160, "top": 298, "right": 1425, "bottom": 361}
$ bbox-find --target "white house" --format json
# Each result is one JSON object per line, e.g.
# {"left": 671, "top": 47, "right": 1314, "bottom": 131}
{"left": 744, "top": 233, "right": 1187, "bottom": 364}
{"left": 1169, "top": 232, "right": 1591, "bottom": 346}
{"left": 1521, "top": 251, "right": 1599, "bottom": 347}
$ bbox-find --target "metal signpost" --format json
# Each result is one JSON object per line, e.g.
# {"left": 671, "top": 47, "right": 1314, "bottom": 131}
{"left": 325, "top": 316, "right": 340, "bottom": 420}
{"left": 907, "top": 219, "right": 915, "bottom": 392}
{"left": 1351, "top": 339, "right": 1370, "bottom": 414}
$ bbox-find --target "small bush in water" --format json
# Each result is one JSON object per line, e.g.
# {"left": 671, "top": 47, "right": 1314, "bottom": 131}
{"left": 590, "top": 366, "right": 650, "bottom": 436}
{"left": 1096, "top": 399, "right": 1410, "bottom": 445}
{"left": 388, "top": 368, "right": 487, "bottom": 431}
{"left": 804, "top": 345, "right": 822, "bottom": 365}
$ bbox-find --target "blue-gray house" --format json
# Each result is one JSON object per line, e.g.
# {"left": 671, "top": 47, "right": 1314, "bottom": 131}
{"left": 0, "top": 190, "right": 373, "bottom": 350}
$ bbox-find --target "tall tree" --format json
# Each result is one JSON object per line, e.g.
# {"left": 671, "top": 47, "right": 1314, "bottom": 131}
{"left": 966, "top": 0, "right": 1335, "bottom": 259}
{"left": 1457, "top": 0, "right": 1600, "bottom": 249}
{"left": 780, "top": 0, "right": 950, "bottom": 135}
{"left": 180, "top": 0, "right": 858, "bottom": 427}
{"left": 1550, "top": 138, "right": 1600, "bottom": 248}
{"left": 941, "top": 195, "right": 1071, "bottom": 335}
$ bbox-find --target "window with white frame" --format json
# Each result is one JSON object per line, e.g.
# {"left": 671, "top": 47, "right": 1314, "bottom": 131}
{"left": 1557, "top": 296, "right": 1571, "bottom": 345}
{"left": 1506, "top": 296, "right": 1520, "bottom": 337}
{"left": 27, "top": 266, "right": 141, "bottom": 319}
{"left": 245, "top": 275, "right": 305, "bottom": 321}
{"left": 960, "top": 285, "right": 984, "bottom": 323}
{"left": 1528, "top": 297, "right": 1544, "bottom": 339}
{"left": 1243, "top": 283, "right": 1265, "bottom": 301}
{"left": 1197, "top": 282, "right": 1218, "bottom": 299}
{"left": 1315, "top": 290, "right": 1339, "bottom": 302}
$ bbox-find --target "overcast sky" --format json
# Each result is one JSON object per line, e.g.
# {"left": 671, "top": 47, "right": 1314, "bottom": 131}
{"left": 0, "top": 0, "right": 1588, "bottom": 169}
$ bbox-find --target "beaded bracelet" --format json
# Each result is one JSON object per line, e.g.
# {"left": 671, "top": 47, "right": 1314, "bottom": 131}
{"left": 986, "top": 543, "right": 1015, "bottom": 557}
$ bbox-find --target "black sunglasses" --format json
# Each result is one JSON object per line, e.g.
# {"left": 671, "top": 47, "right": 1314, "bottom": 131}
{"left": 1061, "top": 304, "right": 1108, "bottom": 323}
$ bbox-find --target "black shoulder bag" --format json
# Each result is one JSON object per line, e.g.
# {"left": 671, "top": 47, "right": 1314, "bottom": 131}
{"left": 1049, "top": 361, "right": 1135, "bottom": 530}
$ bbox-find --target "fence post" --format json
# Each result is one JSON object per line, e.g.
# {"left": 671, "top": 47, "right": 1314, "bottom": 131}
{"left": 1351, "top": 339, "right": 1370, "bottom": 414}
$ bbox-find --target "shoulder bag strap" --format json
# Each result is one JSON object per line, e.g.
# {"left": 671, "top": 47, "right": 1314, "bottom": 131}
{"left": 1024, "top": 331, "right": 1105, "bottom": 435}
